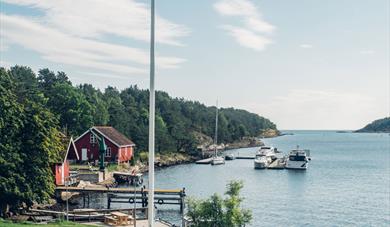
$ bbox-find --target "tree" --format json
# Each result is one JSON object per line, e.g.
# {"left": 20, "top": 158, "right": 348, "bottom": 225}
{"left": 0, "top": 67, "right": 64, "bottom": 216}
{"left": 47, "top": 83, "right": 93, "bottom": 135}
{"left": 103, "top": 86, "right": 127, "bottom": 133}
{"left": 78, "top": 84, "right": 109, "bottom": 126}
{"left": 186, "top": 180, "right": 252, "bottom": 227}
{"left": 0, "top": 68, "right": 24, "bottom": 216}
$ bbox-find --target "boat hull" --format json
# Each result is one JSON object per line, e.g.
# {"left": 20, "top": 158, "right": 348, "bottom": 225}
{"left": 286, "top": 161, "right": 308, "bottom": 170}
{"left": 254, "top": 160, "right": 267, "bottom": 169}
{"left": 211, "top": 157, "right": 225, "bottom": 165}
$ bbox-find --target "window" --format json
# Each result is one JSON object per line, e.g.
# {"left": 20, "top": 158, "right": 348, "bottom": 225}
{"left": 90, "top": 133, "right": 96, "bottom": 144}
{"left": 105, "top": 147, "right": 111, "bottom": 157}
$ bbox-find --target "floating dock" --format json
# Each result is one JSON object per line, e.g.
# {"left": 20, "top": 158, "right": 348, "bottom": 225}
{"left": 236, "top": 156, "right": 255, "bottom": 159}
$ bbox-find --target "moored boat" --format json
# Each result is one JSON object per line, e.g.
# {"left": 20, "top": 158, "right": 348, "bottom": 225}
{"left": 285, "top": 146, "right": 310, "bottom": 170}
{"left": 225, "top": 154, "right": 235, "bottom": 160}
{"left": 254, "top": 146, "right": 276, "bottom": 169}
{"left": 113, "top": 172, "right": 143, "bottom": 186}
{"left": 254, "top": 156, "right": 268, "bottom": 169}
{"left": 211, "top": 156, "right": 225, "bottom": 165}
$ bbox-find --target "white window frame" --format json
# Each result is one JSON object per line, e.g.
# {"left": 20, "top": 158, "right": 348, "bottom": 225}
{"left": 90, "top": 133, "right": 96, "bottom": 144}
{"left": 105, "top": 147, "right": 111, "bottom": 157}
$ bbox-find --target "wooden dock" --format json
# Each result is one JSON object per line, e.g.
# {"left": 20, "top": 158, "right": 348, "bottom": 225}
{"left": 56, "top": 186, "right": 183, "bottom": 194}
{"left": 55, "top": 187, "right": 186, "bottom": 213}
{"left": 236, "top": 156, "right": 255, "bottom": 159}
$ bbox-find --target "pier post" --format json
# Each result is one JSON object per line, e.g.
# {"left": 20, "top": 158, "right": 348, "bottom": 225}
{"left": 141, "top": 188, "right": 145, "bottom": 208}
{"left": 107, "top": 194, "right": 111, "bottom": 209}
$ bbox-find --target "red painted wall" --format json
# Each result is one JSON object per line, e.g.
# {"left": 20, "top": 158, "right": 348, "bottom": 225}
{"left": 53, "top": 161, "right": 69, "bottom": 185}
{"left": 67, "top": 131, "right": 133, "bottom": 163}
{"left": 118, "top": 146, "right": 134, "bottom": 162}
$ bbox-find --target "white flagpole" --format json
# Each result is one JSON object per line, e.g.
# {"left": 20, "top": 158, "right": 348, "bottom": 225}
{"left": 148, "top": 0, "right": 155, "bottom": 226}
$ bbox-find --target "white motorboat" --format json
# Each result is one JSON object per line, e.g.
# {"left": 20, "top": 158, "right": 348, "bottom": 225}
{"left": 286, "top": 146, "right": 310, "bottom": 170}
{"left": 211, "top": 156, "right": 225, "bottom": 165}
{"left": 254, "top": 146, "right": 276, "bottom": 169}
{"left": 254, "top": 155, "right": 268, "bottom": 169}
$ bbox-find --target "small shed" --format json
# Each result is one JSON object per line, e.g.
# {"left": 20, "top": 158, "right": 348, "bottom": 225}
{"left": 53, "top": 137, "right": 79, "bottom": 186}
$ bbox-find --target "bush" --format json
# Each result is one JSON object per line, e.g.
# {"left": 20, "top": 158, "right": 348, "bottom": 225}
{"left": 138, "top": 151, "right": 148, "bottom": 163}
{"left": 186, "top": 180, "right": 252, "bottom": 227}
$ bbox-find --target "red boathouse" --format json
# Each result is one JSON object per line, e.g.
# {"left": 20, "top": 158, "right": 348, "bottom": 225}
{"left": 67, "top": 126, "right": 135, "bottom": 163}
{"left": 53, "top": 137, "right": 79, "bottom": 185}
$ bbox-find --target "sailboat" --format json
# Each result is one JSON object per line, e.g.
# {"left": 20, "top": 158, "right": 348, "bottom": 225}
{"left": 211, "top": 101, "right": 225, "bottom": 165}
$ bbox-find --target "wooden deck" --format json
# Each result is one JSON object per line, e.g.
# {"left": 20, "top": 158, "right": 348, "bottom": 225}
{"left": 56, "top": 186, "right": 183, "bottom": 194}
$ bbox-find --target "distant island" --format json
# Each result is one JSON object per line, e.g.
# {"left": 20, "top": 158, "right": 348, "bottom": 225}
{"left": 355, "top": 117, "right": 390, "bottom": 133}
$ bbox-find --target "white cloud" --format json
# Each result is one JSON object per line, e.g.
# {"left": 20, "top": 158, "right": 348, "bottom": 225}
{"left": 0, "top": 0, "right": 190, "bottom": 77}
{"left": 214, "top": 0, "right": 274, "bottom": 51}
{"left": 1, "top": 0, "right": 190, "bottom": 46}
{"left": 0, "top": 13, "right": 186, "bottom": 76}
{"left": 221, "top": 25, "right": 272, "bottom": 51}
{"left": 250, "top": 89, "right": 381, "bottom": 129}
{"left": 300, "top": 44, "right": 313, "bottom": 49}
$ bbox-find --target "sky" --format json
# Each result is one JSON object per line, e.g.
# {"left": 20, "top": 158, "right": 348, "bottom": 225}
{"left": 0, "top": 0, "right": 389, "bottom": 130}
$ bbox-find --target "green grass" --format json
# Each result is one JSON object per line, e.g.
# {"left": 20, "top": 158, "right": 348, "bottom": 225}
{"left": 0, "top": 219, "right": 90, "bottom": 227}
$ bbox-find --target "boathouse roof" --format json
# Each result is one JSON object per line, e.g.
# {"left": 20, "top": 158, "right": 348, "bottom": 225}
{"left": 74, "top": 126, "right": 135, "bottom": 147}
{"left": 92, "top": 126, "right": 135, "bottom": 147}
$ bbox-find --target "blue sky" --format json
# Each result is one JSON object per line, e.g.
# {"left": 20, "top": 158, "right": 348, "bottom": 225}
{"left": 1, "top": 0, "right": 389, "bottom": 130}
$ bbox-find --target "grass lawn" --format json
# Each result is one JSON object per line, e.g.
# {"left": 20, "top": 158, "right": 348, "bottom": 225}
{"left": 0, "top": 219, "right": 90, "bottom": 227}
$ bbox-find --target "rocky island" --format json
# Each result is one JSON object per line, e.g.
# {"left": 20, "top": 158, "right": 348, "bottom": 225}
{"left": 355, "top": 117, "right": 390, "bottom": 133}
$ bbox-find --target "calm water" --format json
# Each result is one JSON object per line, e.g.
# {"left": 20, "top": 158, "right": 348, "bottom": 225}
{"left": 91, "top": 131, "right": 389, "bottom": 226}
{"left": 150, "top": 131, "right": 390, "bottom": 226}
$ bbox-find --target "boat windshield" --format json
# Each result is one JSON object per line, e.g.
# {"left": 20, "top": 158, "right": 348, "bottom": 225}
{"left": 289, "top": 155, "right": 306, "bottom": 161}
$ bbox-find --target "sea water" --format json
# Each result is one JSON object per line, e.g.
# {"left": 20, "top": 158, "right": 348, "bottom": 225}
{"left": 151, "top": 131, "right": 390, "bottom": 226}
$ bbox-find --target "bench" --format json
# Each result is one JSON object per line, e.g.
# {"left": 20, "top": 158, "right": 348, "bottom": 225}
{"left": 104, "top": 216, "right": 118, "bottom": 225}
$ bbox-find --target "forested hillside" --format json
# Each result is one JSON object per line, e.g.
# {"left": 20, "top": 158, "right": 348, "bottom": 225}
{"left": 2, "top": 65, "right": 277, "bottom": 153}
{"left": 356, "top": 117, "right": 390, "bottom": 133}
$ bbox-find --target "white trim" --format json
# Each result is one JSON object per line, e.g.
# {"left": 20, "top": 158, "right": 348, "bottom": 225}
{"left": 105, "top": 147, "right": 112, "bottom": 157}
{"left": 90, "top": 133, "right": 97, "bottom": 144}
{"left": 64, "top": 137, "right": 79, "bottom": 162}
{"left": 74, "top": 130, "right": 90, "bottom": 142}
{"left": 119, "top": 144, "right": 136, "bottom": 148}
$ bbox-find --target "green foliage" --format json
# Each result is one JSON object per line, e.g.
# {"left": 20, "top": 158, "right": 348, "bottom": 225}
{"left": 186, "top": 180, "right": 252, "bottom": 227}
{"left": 138, "top": 151, "right": 149, "bottom": 163}
{"left": 4, "top": 65, "right": 277, "bottom": 154}
{"left": 356, "top": 117, "right": 390, "bottom": 133}
{"left": 0, "top": 67, "right": 64, "bottom": 216}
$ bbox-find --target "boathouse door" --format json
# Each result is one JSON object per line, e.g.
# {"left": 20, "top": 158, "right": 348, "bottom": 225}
{"left": 81, "top": 148, "right": 87, "bottom": 161}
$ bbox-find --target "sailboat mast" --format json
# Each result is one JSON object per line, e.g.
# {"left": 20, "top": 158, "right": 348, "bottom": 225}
{"left": 214, "top": 100, "right": 218, "bottom": 156}
{"left": 148, "top": 0, "right": 155, "bottom": 226}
